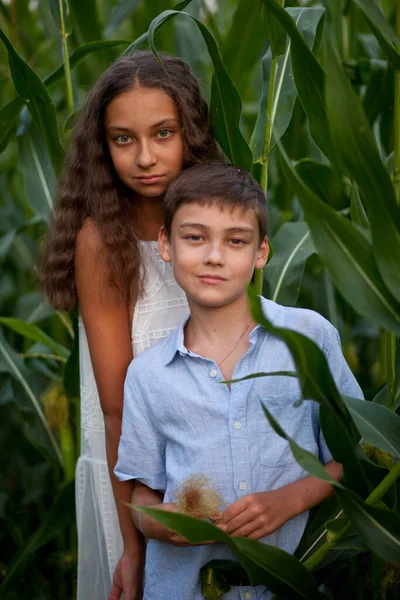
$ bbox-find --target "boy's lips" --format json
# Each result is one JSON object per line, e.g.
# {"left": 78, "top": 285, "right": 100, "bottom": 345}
{"left": 135, "top": 174, "right": 165, "bottom": 184}
{"left": 198, "top": 274, "right": 227, "bottom": 285}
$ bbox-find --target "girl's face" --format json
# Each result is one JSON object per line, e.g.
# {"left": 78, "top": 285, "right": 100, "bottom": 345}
{"left": 105, "top": 86, "right": 184, "bottom": 198}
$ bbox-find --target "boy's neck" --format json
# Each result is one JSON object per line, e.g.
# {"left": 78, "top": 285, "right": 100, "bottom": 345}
{"left": 184, "top": 294, "right": 255, "bottom": 378}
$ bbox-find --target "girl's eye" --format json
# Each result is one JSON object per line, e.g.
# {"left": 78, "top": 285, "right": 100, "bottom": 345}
{"left": 157, "top": 129, "right": 173, "bottom": 139}
{"left": 115, "top": 135, "right": 131, "bottom": 144}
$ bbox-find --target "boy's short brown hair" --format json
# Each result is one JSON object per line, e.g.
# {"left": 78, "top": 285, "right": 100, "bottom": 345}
{"left": 164, "top": 162, "right": 268, "bottom": 242}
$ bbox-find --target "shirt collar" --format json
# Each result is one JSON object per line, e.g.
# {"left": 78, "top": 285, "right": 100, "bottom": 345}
{"left": 163, "top": 297, "right": 284, "bottom": 366}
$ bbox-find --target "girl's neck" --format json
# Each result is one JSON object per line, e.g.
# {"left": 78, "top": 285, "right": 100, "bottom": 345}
{"left": 134, "top": 194, "right": 164, "bottom": 241}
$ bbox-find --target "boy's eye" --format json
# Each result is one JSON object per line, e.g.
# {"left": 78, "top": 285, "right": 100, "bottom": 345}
{"left": 115, "top": 135, "right": 131, "bottom": 144}
{"left": 185, "top": 235, "right": 203, "bottom": 241}
{"left": 229, "top": 238, "right": 246, "bottom": 245}
{"left": 157, "top": 129, "right": 173, "bottom": 139}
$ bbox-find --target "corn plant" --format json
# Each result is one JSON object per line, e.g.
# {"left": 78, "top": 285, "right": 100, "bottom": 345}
{"left": 0, "top": 0, "right": 399, "bottom": 598}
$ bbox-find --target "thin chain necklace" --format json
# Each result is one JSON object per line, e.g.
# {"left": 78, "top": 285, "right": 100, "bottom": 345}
{"left": 217, "top": 319, "right": 253, "bottom": 367}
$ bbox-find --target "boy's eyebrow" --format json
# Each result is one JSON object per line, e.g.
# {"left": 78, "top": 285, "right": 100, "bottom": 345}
{"left": 107, "top": 118, "right": 179, "bottom": 132}
{"left": 179, "top": 223, "right": 254, "bottom": 235}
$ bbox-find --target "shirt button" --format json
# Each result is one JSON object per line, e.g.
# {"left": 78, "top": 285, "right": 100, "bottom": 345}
{"left": 244, "top": 593, "right": 252, "bottom": 600}
{"left": 210, "top": 369, "right": 217, "bottom": 377}
{"left": 239, "top": 482, "right": 247, "bottom": 491}
{"left": 233, "top": 421, "right": 241, "bottom": 430}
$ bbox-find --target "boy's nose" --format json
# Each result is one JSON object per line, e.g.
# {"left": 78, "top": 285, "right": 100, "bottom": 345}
{"left": 204, "top": 244, "right": 225, "bottom": 266}
{"left": 136, "top": 140, "right": 156, "bottom": 168}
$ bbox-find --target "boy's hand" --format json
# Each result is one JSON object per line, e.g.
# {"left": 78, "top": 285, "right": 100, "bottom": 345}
{"left": 218, "top": 489, "right": 297, "bottom": 540}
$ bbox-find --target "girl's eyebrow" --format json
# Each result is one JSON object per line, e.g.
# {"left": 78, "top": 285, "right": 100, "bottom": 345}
{"left": 107, "top": 118, "right": 179, "bottom": 133}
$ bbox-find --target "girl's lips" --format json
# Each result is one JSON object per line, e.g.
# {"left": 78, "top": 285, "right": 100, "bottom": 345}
{"left": 135, "top": 175, "right": 165, "bottom": 184}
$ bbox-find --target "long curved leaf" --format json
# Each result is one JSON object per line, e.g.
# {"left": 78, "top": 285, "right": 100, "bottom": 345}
{"left": 259, "top": 0, "right": 334, "bottom": 161}
{"left": 0, "top": 97, "right": 22, "bottom": 152}
{"left": 264, "top": 222, "right": 315, "bottom": 306}
{"left": 262, "top": 401, "right": 400, "bottom": 565}
{"left": 17, "top": 123, "right": 57, "bottom": 220}
{"left": 276, "top": 140, "right": 400, "bottom": 336}
{"left": 0, "top": 27, "right": 64, "bottom": 173}
{"left": 0, "top": 318, "right": 69, "bottom": 359}
{"left": 342, "top": 395, "right": 400, "bottom": 459}
{"left": 135, "top": 506, "right": 322, "bottom": 599}
{"left": 147, "top": 10, "right": 252, "bottom": 170}
{"left": 353, "top": 0, "right": 400, "bottom": 68}
{"left": 251, "top": 7, "right": 325, "bottom": 162}
{"left": 0, "top": 481, "right": 75, "bottom": 593}
{"left": 324, "top": 37, "right": 400, "bottom": 301}
{"left": 0, "top": 330, "right": 62, "bottom": 465}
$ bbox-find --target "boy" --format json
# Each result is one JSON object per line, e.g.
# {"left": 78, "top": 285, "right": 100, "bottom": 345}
{"left": 115, "top": 162, "right": 362, "bottom": 599}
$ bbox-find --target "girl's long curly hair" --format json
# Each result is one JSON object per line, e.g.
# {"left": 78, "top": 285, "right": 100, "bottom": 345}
{"left": 39, "top": 51, "right": 221, "bottom": 311}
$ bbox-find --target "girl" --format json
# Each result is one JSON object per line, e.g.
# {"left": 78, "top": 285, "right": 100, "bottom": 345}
{"left": 40, "top": 51, "right": 221, "bottom": 600}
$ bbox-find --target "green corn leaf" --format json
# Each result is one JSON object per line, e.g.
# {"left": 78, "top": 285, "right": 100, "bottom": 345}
{"left": 224, "top": 370, "right": 297, "bottom": 385}
{"left": 334, "top": 487, "right": 400, "bottom": 565}
{"left": 0, "top": 330, "right": 62, "bottom": 465}
{"left": 48, "top": 0, "right": 72, "bottom": 35}
{"left": 263, "top": 0, "right": 287, "bottom": 58}
{"left": 264, "top": 222, "right": 315, "bottom": 306}
{"left": 262, "top": 401, "right": 400, "bottom": 564}
{"left": 353, "top": 0, "right": 400, "bottom": 68}
{"left": 147, "top": 10, "right": 252, "bottom": 170}
{"left": 324, "top": 37, "right": 400, "bottom": 301}
{"left": 17, "top": 123, "right": 57, "bottom": 220}
{"left": 251, "top": 7, "right": 325, "bottom": 163}
{"left": 221, "top": 0, "right": 267, "bottom": 94}
{"left": 134, "top": 506, "right": 322, "bottom": 598}
{"left": 0, "top": 231, "right": 16, "bottom": 260}
{"left": 276, "top": 140, "right": 400, "bottom": 336}
{"left": 0, "top": 481, "right": 75, "bottom": 593}
{"left": 104, "top": 0, "right": 141, "bottom": 37}
{"left": 259, "top": 0, "right": 335, "bottom": 161}
{"left": 45, "top": 39, "right": 132, "bottom": 88}
{"left": 68, "top": 0, "right": 102, "bottom": 42}
{"left": 350, "top": 184, "right": 370, "bottom": 233}
{"left": 342, "top": 395, "right": 400, "bottom": 459}
{"left": 0, "top": 27, "right": 64, "bottom": 173}
{"left": 122, "top": 0, "right": 193, "bottom": 56}
{"left": 0, "top": 318, "right": 69, "bottom": 359}
{"left": 0, "top": 97, "right": 22, "bottom": 152}
{"left": 295, "top": 160, "right": 347, "bottom": 211}
{"left": 248, "top": 291, "right": 369, "bottom": 495}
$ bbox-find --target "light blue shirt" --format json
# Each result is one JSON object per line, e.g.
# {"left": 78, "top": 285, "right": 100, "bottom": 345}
{"left": 115, "top": 298, "right": 363, "bottom": 600}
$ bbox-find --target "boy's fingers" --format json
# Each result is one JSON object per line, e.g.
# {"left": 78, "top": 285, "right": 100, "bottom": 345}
{"left": 222, "top": 498, "right": 249, "bottom": 522}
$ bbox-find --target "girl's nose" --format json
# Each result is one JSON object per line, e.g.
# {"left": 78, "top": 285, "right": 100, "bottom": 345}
{"left": 136, "top": 140, "right": 156, "bottom": 168}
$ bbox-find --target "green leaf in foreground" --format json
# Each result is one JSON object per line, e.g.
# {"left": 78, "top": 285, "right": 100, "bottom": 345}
{"left": 342, "top": 395, "right": 400, "bottom": 459}
{"left": 147, "top": 9, "right": 252, "bottom": 170}
{"left": 264, "top": 222, "right": 315, "bottom": 306}
{"left": 324, "top": 36, "right": 400, "bottom": 302}
{"left": 134, "top": 506, "right": 321, "bottom": 598}
{"left": 0, "top": 318, "right": 69, "bottom": 359}
{"left": 276, "top": 140, "right": 400, "bottom": 336}
{"left": 260, "top": 0, "right": 334, "bottom": 161}
{"left": 0, "top": 481, "right": 75, "bottom": 593}
{"left": 0, "top": 27, "right": 64, "bottom": 173}
{"left": 353, "top": 0, "right": 400, "bottom": 68}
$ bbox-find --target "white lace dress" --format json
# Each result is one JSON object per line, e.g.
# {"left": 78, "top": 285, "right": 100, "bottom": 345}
{"left": 75, "top": 241, "right": 188, "bottom": 600}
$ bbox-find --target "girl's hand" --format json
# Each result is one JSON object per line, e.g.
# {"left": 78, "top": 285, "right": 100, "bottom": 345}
{"left": 218, "top": 489, "right": 296, "bottom": 540}
{"left": 108, "top": 550, "right": 144, "bottom": 600}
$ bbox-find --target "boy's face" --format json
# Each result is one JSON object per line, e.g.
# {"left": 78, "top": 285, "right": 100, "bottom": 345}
{"left": 159, "top": 201, "right": 269, "bottom": 308}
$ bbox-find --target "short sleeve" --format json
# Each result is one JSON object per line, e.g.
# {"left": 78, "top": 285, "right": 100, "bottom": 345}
{"left": 318, "top": 326, "right": 364, "bottom": 464}
{"left": 114, "top": 362, "right": 166, "bottom": 490}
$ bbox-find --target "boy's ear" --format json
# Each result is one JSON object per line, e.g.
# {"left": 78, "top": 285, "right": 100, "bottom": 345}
{"left": 255, "top": 237, "right": 269, "bottom": 269}
{"left": 158, "top": 226, "right": 172, "bottom": 263}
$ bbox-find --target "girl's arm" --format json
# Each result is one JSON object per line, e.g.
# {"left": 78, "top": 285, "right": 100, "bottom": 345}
{"left": 76, "top": 219, "right": 160, "bottom": 599}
